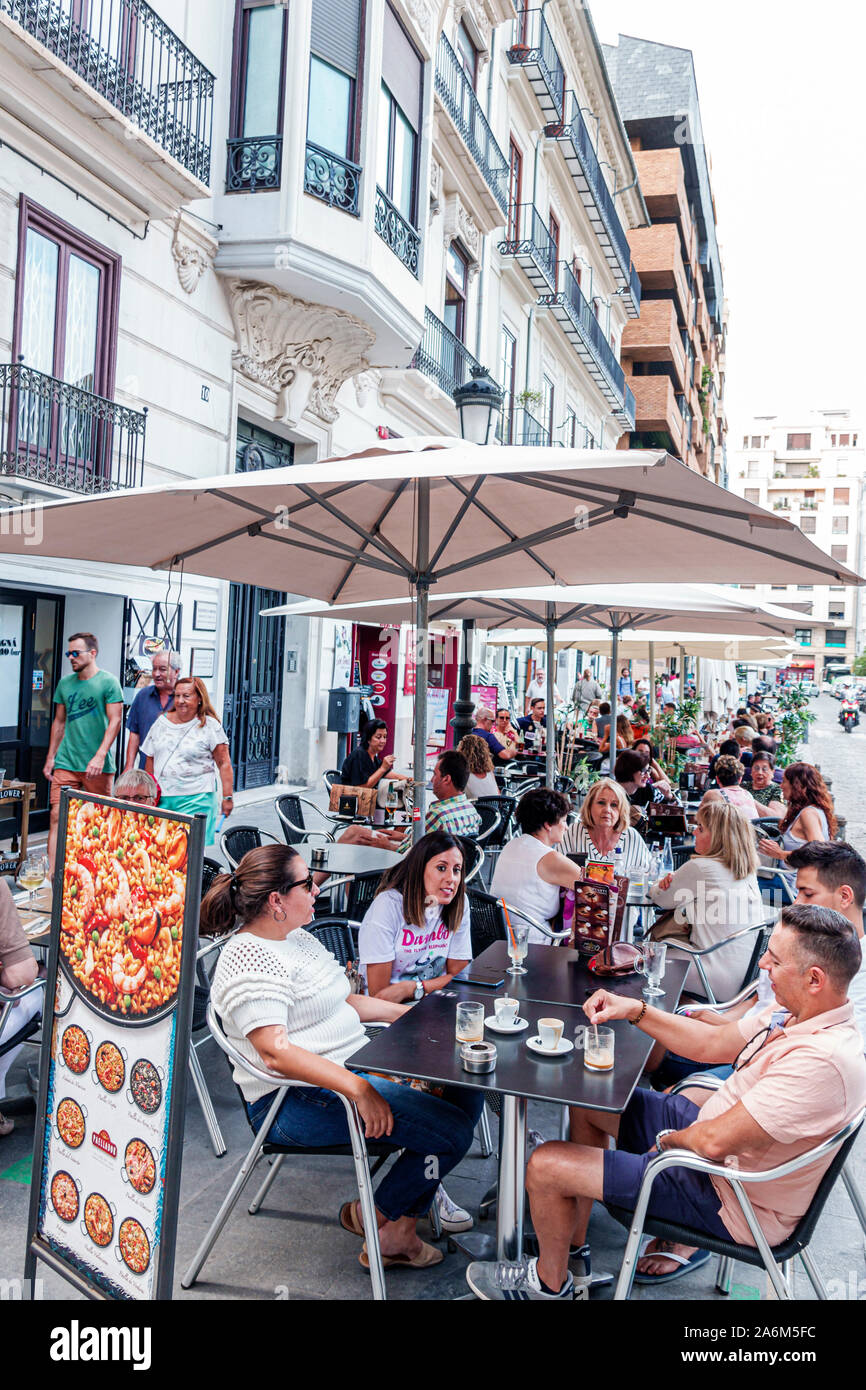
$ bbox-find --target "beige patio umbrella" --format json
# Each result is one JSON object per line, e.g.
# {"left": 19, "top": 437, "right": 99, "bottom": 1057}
{"left": 1, "top": 438, "right": 859, "bottom": 831}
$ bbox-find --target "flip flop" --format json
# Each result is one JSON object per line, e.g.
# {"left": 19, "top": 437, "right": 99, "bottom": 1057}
{"left": 633, "top": 1246, "right": 710, "bottom": 1284}
{"left": 359, "top": 1239, "right": 444, "bottom": 1270}
{"left": 339, "top": 1201, "right": 365, "bottom": 1238}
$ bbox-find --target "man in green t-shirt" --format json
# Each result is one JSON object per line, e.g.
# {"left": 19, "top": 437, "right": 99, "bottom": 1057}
{"left": 45, "top": 632, "right": 124, "bottom": 868}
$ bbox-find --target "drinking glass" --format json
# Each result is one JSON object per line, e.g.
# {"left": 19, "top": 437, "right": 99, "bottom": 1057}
{"left": 455, "top": 1002, "right": 485, "bottom": 1044}
{"left": 18, "top": 854, "right": 47, "bottom": 907}
{"left": 506, "top": 922, "right": 530, "bottom": 975}
{"left": 639, "top": 940, "right": 667, "bottom": 998}
{"left": 584, "top": 1026, "right": 615, "bottom": 1072}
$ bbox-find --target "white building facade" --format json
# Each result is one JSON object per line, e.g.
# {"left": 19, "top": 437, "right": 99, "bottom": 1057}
{"left": 729, "top": 410, "right": 866, "bottom": 682}
{"left": 0, "top": 0, "right": 647, "bottom": 821}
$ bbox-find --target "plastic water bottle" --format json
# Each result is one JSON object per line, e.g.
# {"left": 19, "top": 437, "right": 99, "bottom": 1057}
{"left": 661, "top": 839, "right": 674, "bottom": 875}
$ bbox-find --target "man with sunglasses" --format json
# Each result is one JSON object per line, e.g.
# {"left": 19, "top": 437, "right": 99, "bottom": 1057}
{"left": 44, "top": 633, "right": 124, "bottom": 870}
{"left": 467, "top": 904, "right": 866, "bottom": 1299}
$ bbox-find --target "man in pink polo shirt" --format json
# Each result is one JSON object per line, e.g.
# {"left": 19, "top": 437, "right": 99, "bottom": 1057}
{"left": 466, "top": 903, "right": 866, "bottom": 1301}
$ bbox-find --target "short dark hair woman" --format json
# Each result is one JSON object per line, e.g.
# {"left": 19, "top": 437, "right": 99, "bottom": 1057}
{"left": 340, "top": 719, "right": 409, "bottom": 788}
{"left": 207, "top": 843, "right": 482, "bottom": 1270}
{"left": 490, "top": 788, "right": 579, "bottom": 944}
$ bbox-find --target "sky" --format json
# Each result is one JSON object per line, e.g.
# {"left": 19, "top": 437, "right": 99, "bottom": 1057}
{"left": 591, "top": 0, "right": 866, "bottom": 435}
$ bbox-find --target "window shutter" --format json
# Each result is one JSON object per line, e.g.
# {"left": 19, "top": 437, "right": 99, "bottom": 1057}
{"left": 382, "top": 3, "right": 422, "bottom": 130}
{"left": 311, "top": 0, "right": 361, "bottom": 75}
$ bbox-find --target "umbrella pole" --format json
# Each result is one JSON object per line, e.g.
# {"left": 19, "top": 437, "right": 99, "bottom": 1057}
{"left": 609, "top": 620, "right": 620, "bottom": 779}
{"left": 679, "top": 646, "right": 686, "bottom": 704}
{"left": 412, "top": 480, "right": 430, "bottom": 845}
{"left": 648, "top": 641, "right": 656, "bottom": 728}
{"left": 546, "top": 605, "right": 556, "bottom": 788}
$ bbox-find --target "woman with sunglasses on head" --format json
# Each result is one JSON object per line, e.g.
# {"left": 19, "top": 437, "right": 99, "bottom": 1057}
{"left": 207, "top": 844, "right": 481, "bottom": 1270}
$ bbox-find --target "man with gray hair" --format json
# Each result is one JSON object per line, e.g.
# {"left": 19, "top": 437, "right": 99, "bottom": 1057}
{"left": 124, "top": 649, "right": 181, "bottom": 771}
{"left": 473, "top": 706, "right": 518, "bottom": 763}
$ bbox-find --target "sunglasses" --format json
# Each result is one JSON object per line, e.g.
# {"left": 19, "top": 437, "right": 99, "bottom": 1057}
{"left": 65, "top": 649, "right": 89, "bottom": 658}
{"left": 284, "top": 874, "right": 315, "bottom": 893}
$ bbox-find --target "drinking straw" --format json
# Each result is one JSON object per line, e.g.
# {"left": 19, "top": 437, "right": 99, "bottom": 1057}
{"left": 501, "top": 897, "right": 518, "bottom": 952}
{"left": 593, "top": 1023, "right": 599, "bottom": 1049}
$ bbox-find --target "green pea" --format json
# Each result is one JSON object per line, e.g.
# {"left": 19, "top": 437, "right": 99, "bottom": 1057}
{"left": 69, "top": 883, "right": 78, "bottom": 899}
{"left": 170, "top": 926, "right": 179, "bottom": 941}
{"left": 153, "top": 966, "right": 162, "bottom": 981}
{"left": 123, "top": 994, "right": 131, "bottom": 1010}
{"left": 91, "top": 930, "right": 99, "bottom": 945}
{"left": 155, "top": 872, "right": 163, "bottom": 884}
{"left": 124, "top": 923, "right": 131, "bottom": 935}
{"left": 147, "top": 815, "right": 155, "bottom": 825}
{"left": 128, "top": 832, "right": 137, "bottom": 844}
{"left": 75, "top": 948, "right": 83, "bottom": 961}
{"left": 116, "top": 848, "right": 124, "bottom": 860}
{"left": 91, "top": 826, "right": 100, "bottom": 838}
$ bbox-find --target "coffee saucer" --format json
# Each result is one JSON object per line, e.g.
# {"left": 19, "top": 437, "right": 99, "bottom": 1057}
{"left": 526, "top": 1035, "right": 574, "bottom": 1058}
{"left": 485, "top": 1015, "right": 529, "bottom": 1035}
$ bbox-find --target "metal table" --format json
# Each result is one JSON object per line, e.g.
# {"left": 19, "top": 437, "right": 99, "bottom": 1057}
{"left": 347, "top": 946, "right": 687, "bottom": 1266}
{"left": 295, "top": 842, "right": 403, "bottom": 876}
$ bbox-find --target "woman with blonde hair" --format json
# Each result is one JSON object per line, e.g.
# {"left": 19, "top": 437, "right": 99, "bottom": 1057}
{"left": 142, "top": 675, "right": 233, "bottom": 843}
{"left": 648, "top": 799, "right": 764, "bottom": 1000}
{"left": 561, "top": 778, "right": 650, "bottom": 879}
{"left": 457, "top": 734, "right": 499, "bottom": 799}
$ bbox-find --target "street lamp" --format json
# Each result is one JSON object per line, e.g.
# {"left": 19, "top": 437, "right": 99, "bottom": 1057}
{"left": 453, "top": 365, "right": 505, "bottom": 446}
{"left": 450, "top": 366, "right": 505, "bottom": 743}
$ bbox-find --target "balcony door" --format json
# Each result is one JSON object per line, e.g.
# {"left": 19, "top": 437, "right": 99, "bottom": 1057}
{"left": 13, "top": 199, "right": 120, "bottom": 487}
{"left": 228, "top": 1, "right": 288, "bottom": 190}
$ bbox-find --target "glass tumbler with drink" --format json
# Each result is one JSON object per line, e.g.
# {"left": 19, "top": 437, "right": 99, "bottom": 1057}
{"left": 455, "top": 1002, "right": 485, "bottom": 1044}
{"left": 584, "top": 1026, "right": 615, "bottom": 1072}
{"left": 506, "top": 922, "right": 530, "bottom": 975}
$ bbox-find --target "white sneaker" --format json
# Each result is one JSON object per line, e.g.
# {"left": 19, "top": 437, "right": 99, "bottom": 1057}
{"left": 466, "top": 1256, "right": 575, "bottom": 1301}
{"left": 434, "top": 1184, "right": 473, "bottom": 1233}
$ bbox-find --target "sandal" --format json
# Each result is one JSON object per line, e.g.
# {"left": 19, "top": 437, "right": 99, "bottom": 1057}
{"left": 633, "top": 1242, "right": 710, "bottom": 1284}
{"left": 339, "top": 1200, "right": 365, "bottom": 1238}
{"left": 359, "top": 1239, "right": 444, "bottom": 1270}
{"left": 0, "top": 1110, "right": 13, "bottom": 1138}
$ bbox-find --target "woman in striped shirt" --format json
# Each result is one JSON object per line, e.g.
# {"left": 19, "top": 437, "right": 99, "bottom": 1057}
{"left": 562, "top": 779, "right": 651, "bottom": 879}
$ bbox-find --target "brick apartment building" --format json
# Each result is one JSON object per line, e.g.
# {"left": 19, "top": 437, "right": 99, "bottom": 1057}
{"left": 604, "top": 35, "right": 728, "bottom": 483}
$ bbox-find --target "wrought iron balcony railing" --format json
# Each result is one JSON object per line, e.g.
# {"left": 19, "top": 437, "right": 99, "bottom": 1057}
{"left": 1, "top": 0, "right": 215, "bottom": 184}
{"left": 410, "top": 308, "right": 486, "bottom": 399}
{"left": 544, "top": 90, "right": 640, "bottom": 315}
{"left": 508, "top": 9, "right": 565, "bottom": 121}
{"left": 0, "top": 361, "right": 147, "bottom": 493}
{"left": 507, "top": 405, "right": 551, "bottom": 447}
{"left": 375, "top": 187, "right": 420, "bottom": 277}
{"left": 226, "top": 136, "right": 282, "bottom": 193}
{"left": 498, "top": 203, "right": 558, "bottom": 292}
{"left": 435, "top": 33, "right": 508, "bottom": 214}
{"left": 540, "top": 262, "right": 635, "bottom": 428}
{"left": 303, "top": 142, "right": 361, "bottom": 215}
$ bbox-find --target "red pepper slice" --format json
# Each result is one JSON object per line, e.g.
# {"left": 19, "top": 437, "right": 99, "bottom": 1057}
{"left": 94, "top": 969, "right": 116, "bottom": 1001}
{"left": 90, "top": 914, "right": 110, "bottom": 932}
{"left": 128, "top": 938, "right": 148, "bottom": 963}
{"left": 77, "top": 855, "right": 97, "bottom": 875}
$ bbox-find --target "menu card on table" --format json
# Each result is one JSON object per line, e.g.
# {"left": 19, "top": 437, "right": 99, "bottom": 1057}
{"left": 25, "top": 789, "right": 203, "bottom": 1301}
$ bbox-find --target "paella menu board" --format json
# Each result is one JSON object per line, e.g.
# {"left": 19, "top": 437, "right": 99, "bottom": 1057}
{"left": 26, "top": 791, "right": 203, "bottom": 1301}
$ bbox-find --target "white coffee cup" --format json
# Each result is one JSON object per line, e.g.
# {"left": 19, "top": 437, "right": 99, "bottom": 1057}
{"left": 538, "top": 1018, "right": 564, "bottom": 1051}
{"left": 494, "top": 996, "right": 520, "bottom": 1027}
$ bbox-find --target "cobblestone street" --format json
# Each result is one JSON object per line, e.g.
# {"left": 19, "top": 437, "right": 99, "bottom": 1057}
{"left": 798, "top": 694, "right": 866, "bottom": 851}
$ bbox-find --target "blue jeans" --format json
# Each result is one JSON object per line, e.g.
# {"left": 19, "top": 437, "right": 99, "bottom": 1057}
{"left": 247, "top": 1076, "right": 484, "bottom": 1223}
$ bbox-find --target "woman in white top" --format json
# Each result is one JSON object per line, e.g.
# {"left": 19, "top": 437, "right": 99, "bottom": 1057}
{"left": 208, "top": 844, "right": 483, "bottom": 1270}
{"left": 562, "top": 779, "right": 651, "bottom": 880}
{"left": 142, "top": 676, "right": 232, "bottom": 844}
{"left": 457, "top": 734, "right": 500, "bottom": 800}
{"left": 490, "top": 788, "right": 579, "bottom": 943}
{"left": 648, "top": 799, "right": 765, "bottom": 1001}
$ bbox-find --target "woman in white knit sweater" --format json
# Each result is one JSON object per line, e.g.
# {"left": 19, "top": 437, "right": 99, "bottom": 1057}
{"left": 647, "top": 799, "right": 765, "bottom": 1001}
{"left": 207, "top": 844, "right": 483, "bottom": 1271}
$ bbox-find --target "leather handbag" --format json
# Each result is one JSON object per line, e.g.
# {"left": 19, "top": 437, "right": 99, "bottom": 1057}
{"left": 328, "top": 783, "right": 377, "bottom": 818}
{"left": 588, "top": 942, "right": 643, "bottom": 977}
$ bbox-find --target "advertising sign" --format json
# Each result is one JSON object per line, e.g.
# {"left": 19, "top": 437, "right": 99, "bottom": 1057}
{"left": 471, "top": 684, "right": 499, "bottom": 714}
{"left": 25, "top": 790, "right": 203, "bottom": 1300}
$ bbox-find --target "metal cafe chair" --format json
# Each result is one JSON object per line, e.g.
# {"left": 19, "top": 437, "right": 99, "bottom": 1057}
{"left": 182, "top": 1003, "right": 392, "bottom": 1299}
{"left": 609, "top": 1084, "right": 866, "bottom": 1300}
{"left": 665, "top": 920, "right": 776, "bottom": 1006}
{"left": 275, "top": 794, "right": 337, "bottom": 847}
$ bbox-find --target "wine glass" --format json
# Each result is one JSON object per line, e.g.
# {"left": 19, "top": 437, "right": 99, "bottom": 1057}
{"left": 19, "top": 854, "right": 47, "bottom": 907}
{"left": 506, "top": 922, "right": 530, "bottom": 975}
{"left": 638, "top": 940, "right": 667, "bottom": 998}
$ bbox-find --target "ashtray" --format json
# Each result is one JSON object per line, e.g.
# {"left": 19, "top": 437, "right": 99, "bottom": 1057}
{"left": 460, "top": 1041, "right": 497, "bottom": 1074}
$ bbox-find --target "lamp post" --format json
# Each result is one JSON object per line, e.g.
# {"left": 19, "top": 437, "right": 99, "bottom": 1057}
{"left": 450, "top": 367, "right": 505, "bottom": 745}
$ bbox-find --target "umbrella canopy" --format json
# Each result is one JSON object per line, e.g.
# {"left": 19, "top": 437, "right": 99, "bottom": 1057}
{"left": 484, "top": 630, "right": 797, "bottom": 660}
{"left": 2, "top": 439, "right": 859, "bottom": 830}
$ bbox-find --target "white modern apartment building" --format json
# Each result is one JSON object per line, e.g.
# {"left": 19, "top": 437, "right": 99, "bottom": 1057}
{"left": 729, "top": 410, "right": 866, "bottom": 682}
{"left": 0, "top": 0, "right": 647, "bottom": 828}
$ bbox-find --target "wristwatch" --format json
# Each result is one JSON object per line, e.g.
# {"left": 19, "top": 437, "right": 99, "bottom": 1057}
{"left": 654, "top": 1128, "right": 675, "bottom": 1153}
{"left": 413, "top": 980, "right": 425, "bottom": 1001}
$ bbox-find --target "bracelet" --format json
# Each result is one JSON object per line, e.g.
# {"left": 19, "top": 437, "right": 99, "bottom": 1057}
{"left": 655, "top": 1128, "right": 675, "bottom": 1152}
{"left": 629, "top": 1000, "right": 648, "bottom": 1026}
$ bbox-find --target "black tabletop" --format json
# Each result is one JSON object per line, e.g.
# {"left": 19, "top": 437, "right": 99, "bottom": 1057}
{"left": 464, "top": 941, "right": 687, "bottom": 1013}
{"left": 348, "top": 962, "right": 686, "bottom": 1114}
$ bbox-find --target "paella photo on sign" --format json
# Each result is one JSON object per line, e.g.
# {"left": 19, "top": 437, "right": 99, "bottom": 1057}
{"left": 59, "top": 799, "right": 189, "bottom": 1023}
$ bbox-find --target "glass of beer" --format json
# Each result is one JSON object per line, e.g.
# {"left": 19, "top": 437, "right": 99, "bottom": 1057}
{"left": 19, "top": 854, "right": 47, "bottom": 907}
